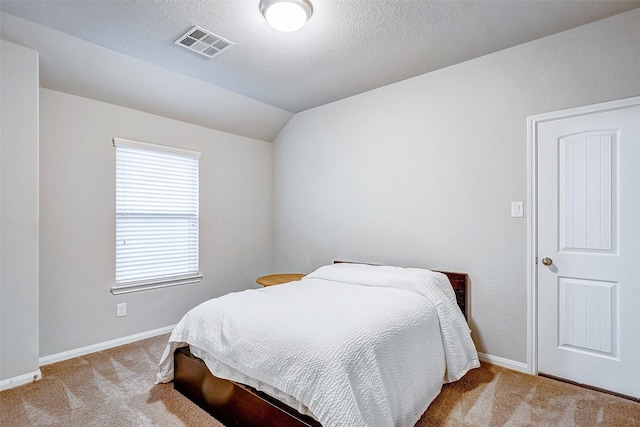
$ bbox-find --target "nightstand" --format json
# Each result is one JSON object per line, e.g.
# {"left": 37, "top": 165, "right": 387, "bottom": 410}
{"left": 256, "top": 273, "right": 305, "bottom": 287}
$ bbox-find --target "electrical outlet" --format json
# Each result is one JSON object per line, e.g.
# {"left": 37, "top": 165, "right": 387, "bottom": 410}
{"left": 116, "top": 303, "right": 127, "bottom": 317}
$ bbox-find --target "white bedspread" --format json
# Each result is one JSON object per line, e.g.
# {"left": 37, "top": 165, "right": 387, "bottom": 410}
{"left": 157, "top": 264, "right": 479, "bottom": 427}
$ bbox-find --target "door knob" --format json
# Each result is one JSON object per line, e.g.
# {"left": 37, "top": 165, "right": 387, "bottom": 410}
{"left": 541, "top": 257, "right": 553, "bottom": 266}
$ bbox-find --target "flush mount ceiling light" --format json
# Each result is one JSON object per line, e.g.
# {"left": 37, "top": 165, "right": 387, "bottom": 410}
{"left": 259, "top": 0, "right": 313, "bottom": 32}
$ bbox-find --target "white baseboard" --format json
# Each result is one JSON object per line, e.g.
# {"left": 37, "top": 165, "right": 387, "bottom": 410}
{"left": 39, "top": 324, "right": 175, "bottom": 367}
{"left": 0, "top": 369, "right": 43, "bottom": 392}
{"left": 478, "top": 352, "right": 529, "bottom": 373}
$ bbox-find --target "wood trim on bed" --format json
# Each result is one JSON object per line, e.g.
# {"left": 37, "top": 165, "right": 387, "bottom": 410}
{"left": 174, "top": 347, "right": 321, "bottom": 427}
{"left": 173, "top": 263, "right": 469, "bottom": 426}
{"left": 441, "top": 271, "right": 468, "bottom": 319}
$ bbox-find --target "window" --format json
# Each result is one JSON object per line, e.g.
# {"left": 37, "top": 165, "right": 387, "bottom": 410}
{"left": 112, "top": 138, "right": 201, "bottom": 294}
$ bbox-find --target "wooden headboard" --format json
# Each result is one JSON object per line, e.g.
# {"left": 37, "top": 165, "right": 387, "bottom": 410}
{"left": 439, "top": 271, "right": 468, "bottom": 319}
{"left": 333, "top": 261, "right": 468, "bottom": 318}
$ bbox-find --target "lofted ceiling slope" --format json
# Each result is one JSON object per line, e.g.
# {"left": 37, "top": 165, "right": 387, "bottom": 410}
{"left": 1, "top": 1, "right": 639, "bottom": 140}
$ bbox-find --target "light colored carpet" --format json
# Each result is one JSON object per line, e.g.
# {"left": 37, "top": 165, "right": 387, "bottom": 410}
{"left": 418, "top": 360, "right": 640, "bottom": 426}
{"left": 1, "top": 334, "right": 221, "bottom": 427}
{"left": 1, "top": 334, "right": 638, "bottom": 426}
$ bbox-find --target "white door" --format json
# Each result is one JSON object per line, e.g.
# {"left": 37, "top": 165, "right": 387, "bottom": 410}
{"left": 537, "top": 101, "right": 640, "bottom": 398}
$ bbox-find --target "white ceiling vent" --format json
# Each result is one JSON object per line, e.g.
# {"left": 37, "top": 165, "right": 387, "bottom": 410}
{"left": 175, "top": 25, "right": 234, "bottom": 59}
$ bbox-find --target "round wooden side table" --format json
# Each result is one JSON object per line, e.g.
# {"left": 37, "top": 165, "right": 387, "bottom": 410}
{"left": 256, "top": 273, "right": 305, "bottom": 287}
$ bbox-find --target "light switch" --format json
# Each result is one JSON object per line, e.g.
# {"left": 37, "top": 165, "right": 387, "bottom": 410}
{"left": 511, "top": 201, "right": 524, "bottom": 218}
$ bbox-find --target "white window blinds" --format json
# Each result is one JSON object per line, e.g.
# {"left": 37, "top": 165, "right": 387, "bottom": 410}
{"left": 113, "top": 138, "right": 201, "bottom": 294}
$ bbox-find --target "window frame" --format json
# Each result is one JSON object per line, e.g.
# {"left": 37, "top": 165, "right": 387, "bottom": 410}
{"left": 111, "top": 137, "right": 202, "bottom": 295}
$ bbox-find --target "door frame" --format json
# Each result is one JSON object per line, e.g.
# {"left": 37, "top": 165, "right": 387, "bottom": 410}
{"left": 526, "top": 95, "right": 640, "bottom": 376}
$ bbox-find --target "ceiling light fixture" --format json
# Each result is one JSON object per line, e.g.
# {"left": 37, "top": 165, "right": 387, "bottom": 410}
{"left": 259, "top": 0, "right": 313, "bottom": 32}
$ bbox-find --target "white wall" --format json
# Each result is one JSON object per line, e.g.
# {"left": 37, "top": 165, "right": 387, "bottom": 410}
{"left": 273, "top": 9, "right": 640, "bottom": 364}
{"left": 0, "top": 41, "right": 40, "bottom": 384}
{"left": 38, "top": 89, "right": 273, "bottom": 357}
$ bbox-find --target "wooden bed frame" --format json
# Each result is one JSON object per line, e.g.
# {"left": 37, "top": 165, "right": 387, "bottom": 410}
{"left": 173, "top": 267, "right": 468, "bottom": 427}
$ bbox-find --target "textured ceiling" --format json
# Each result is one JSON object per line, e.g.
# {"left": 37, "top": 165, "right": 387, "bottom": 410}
{"left": 1, "top": 0, "right": 639, "bottom": 114}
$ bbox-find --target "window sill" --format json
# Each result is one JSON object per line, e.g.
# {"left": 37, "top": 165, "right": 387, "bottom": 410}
{"left": 111, "top": 275, "right": 203, "bottom": 295}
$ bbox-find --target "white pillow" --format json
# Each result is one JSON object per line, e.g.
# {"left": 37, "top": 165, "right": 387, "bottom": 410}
{"left": 303, "top": 263, "right": 457, "bottom": 304}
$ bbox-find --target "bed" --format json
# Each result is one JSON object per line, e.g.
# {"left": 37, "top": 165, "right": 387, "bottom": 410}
{"left": 157, "top": 262, "right": 479, "bottom": 427}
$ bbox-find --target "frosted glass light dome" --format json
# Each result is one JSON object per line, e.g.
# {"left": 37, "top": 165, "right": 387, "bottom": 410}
{"left": 260, "top": 0, "right": 313, "bottom": 32}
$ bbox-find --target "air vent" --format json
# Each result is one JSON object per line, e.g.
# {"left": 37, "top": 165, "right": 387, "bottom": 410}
{"left": 175, "top": 25, "right": 234, "bottom": 59}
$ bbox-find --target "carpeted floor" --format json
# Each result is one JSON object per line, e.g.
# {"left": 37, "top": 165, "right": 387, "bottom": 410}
{"left": 1, "top": 334, "right": 638, "bottom": 426}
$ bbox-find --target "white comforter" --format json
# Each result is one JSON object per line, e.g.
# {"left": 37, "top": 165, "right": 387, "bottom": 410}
{"left": 157, "top": 263, "right": 479, "bottom": 427}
